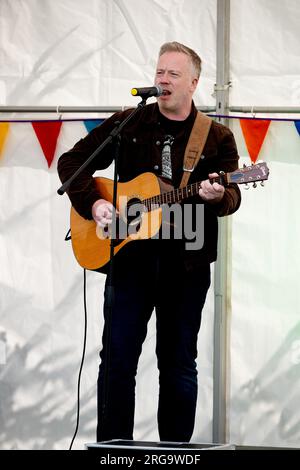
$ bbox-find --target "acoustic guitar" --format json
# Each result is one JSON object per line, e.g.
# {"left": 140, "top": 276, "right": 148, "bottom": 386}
{"left": 70, "top": 162, "right": 269, "bottom": 270}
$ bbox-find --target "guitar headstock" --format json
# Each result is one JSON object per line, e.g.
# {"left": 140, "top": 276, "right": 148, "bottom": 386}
{"left": 226, "top": 162, "right": 270, "bottom": 187}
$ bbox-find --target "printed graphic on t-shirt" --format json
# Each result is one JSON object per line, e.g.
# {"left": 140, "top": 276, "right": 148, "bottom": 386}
{"left": 161, "top": 134, "right": 174, "bottom": 181}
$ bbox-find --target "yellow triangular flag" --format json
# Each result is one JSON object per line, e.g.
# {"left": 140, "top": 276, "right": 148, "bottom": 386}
{"left": 0, "top": 122, "right": 10, "bottom": 160}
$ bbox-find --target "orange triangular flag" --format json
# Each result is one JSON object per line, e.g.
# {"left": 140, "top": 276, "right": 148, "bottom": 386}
{"left": 240, "top": 119, "right": 271, "bottom": 163}
{"left": 32, "top": 121, "right": 62, "bottom": 168}
{"left": 0, "top": 122, "right": 9, "bottom": 160}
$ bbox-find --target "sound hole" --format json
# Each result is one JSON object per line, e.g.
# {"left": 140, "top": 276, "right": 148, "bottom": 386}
{"left": 98, "top": 197, "right": 147, "bottom": 242}
{"left": 126, "top": 197, "right": 146, "bottom": 235}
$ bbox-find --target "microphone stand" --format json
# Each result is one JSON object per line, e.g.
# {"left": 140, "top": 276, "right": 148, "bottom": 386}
{"left": 57, "top": 96, "right": 149, "bottom": 441}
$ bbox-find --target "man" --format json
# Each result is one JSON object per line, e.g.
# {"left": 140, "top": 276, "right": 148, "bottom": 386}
{"left": 57, "top": 41, "right": 241, "bottom": 442}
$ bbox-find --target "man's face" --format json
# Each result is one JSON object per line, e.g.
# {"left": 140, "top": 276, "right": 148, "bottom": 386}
{"left": 155, "top": 51, "right": 198, "bottom": 117}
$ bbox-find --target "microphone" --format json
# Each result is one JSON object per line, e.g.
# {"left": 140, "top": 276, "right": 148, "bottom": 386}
{"left": 131, "top": 85, "right": 163, "bottom": 98}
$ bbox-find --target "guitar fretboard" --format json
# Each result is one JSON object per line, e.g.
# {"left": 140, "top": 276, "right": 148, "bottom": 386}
{"left": 142, "top": 177, "right": 222, "bottom": 211}
{"left": 125, "top": 161, "right": 269, "bottom": 213}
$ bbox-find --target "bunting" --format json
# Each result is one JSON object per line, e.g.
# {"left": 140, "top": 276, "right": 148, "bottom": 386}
{"left": 239, "top": 119, "right": 271, "bottom": 163}
{"left": 32, "top": 121, "right": 62, "bottom": 168}
{"left": 0, "top": 122, "right": 9, "bottom": 159}
{"left": 0, "top": 117, "right": 298, "bottom": 169}
{"left": 83, "top": 119, "right": 104, "bottom": 133}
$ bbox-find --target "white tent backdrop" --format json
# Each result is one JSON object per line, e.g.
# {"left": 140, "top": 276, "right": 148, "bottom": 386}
{"left": 0, "top": 0, "right": 299, "bottom": 450}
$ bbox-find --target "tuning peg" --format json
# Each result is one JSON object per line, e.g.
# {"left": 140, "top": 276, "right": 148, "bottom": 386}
{"left": 260, "top": 181, "right": 264, "bottom": 187}
{"left": 244, "top": 183, "right": 250, "bottom": 190}
{"left": 253, "top": 182, "right": 257, "bottom": 188}
{"left": 243, "top": 163, "right": 247, "bottom": 168}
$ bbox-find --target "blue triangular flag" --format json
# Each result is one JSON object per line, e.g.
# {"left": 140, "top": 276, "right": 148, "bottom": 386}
{"left": 294, "top": 120, "right": 300, "bottom": 137}
{"left": 83, "top": 119, "right": 104, "bottom": 133}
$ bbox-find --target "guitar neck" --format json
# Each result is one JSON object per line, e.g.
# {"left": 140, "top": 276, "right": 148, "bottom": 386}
{"left": 143, "top": 175, "right": 225, "bottom": 210}
{"left": 139, "top": 161, "right": 269, "bottom": 211}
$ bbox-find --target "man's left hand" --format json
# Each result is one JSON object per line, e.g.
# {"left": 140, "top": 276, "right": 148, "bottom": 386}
{"left": 199, "top": 173, "right": 225, "bottom": 203}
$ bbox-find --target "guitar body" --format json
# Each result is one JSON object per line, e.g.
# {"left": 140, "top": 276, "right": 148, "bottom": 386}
{"left": 70, "top": 172, "right": 162, "bottom": 270}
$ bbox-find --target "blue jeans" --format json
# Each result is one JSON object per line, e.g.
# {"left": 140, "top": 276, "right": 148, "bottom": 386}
{"left": 97, "top": 242, "right": 211, "bottom": 442}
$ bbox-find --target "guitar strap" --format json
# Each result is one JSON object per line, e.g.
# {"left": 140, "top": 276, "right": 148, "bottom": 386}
{"left": 179, "top": 111, "right": 212, "bottom": 189}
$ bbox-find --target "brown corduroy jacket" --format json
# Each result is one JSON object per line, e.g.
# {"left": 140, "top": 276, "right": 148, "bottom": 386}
{"left": 58, "top": 102, "right": 241, "bottom": 270}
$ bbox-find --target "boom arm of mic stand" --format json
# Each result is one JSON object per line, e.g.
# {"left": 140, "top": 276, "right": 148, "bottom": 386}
{"left": 57, "top": 98, "right": 147, "bottom": 196}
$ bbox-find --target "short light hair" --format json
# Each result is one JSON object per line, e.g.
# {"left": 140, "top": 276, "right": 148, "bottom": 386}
{"left": 159, "top": 41, "right": 202, "bottom": 78}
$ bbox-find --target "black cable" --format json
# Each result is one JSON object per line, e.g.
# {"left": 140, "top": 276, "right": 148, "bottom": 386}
{"left": 69, "top": 268, "right": 87, "bottom": 450}
{"left": 64, "top": 228, "right": 71, "bottom": 241}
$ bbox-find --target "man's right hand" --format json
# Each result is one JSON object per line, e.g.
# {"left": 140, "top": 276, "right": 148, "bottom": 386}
{"left": 92, "top": 199, "right": 115, "bottom": 228}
